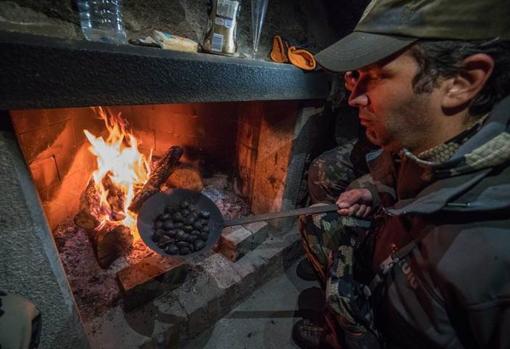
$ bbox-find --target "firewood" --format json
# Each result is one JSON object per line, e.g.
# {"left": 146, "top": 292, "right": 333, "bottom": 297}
{"left": 74, "top": 173, "right": 126, "bottom": 229}
{"left": 74, "top": 179, "right": 102, "bottom": 230}
{"left": 74, "top": 177, "right": 132, "bottom": 268}
{"left": 128, "top": 145, "right": 183, "bottom": 213}
{"left": 102, "top": 174, "right": 126, "bottom": 221}
{"left": 88, "top": 222, "right": 133, "bottom": 268}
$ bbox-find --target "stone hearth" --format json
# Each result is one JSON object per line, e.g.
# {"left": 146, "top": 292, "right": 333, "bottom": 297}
{"left": 85, "top": 227, "right": 302, "bottom": 348}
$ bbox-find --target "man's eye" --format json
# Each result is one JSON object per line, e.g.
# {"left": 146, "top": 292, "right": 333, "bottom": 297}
{"left": 344, "top": 71, "right": 358, "bottom": 91}
{"left": 367, "top": 72, "right": 383, "bottom": 80}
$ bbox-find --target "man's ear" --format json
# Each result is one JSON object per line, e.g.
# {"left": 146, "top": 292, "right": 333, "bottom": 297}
{"left": 441, "top": 53, "right": 494, "bottom": 110}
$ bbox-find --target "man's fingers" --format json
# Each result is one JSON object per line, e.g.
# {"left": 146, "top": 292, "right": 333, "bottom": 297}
{"left": 336, "top": 189, "right": 374, "bottom": 216}
{"left": 344, "top": 204, "right": 360, "bottom": 216}
{"left": 337, "top": 204, "right": 359, "bottom": 216}
{"left": 352, "top": 204, "right": 361, "bottom": 214}
{"left": 338, "top": 204, "right": 373, "bottom": 218}
{"left": 337, "top": 191, "right": 361, "bottom": 208}
{"left": 355, "top": 205, "right": 368, "bottom": 217}
{"left": 337, "top": 208, "right": 349, "bottom": 215}
{"left": 337, "top": 201, "right": 350, "bottom": 209}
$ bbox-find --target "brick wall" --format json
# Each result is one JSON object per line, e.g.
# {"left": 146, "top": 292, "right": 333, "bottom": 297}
{"left": 9, "top": 101, "right": 304, "bottom": 231}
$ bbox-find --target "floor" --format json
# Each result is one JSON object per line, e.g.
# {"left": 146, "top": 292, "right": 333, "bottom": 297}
{"left": 182, "top": 259, "right": 323, "bottom": 349}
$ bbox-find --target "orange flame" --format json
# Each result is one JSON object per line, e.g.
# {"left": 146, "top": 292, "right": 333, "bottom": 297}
{"left": 84, "top": 107, "right": 152, "bottom": 233}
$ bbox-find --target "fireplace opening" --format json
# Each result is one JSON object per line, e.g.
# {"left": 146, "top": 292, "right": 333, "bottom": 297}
{"left": 8, "top": 100, "right": 322, "bottom": 321}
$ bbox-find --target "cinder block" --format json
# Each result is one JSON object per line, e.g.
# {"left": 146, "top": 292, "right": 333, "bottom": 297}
{"left": 116, "top": 254, "right": 187, "bottom": 311}
{"left": 247, "top": 229, "right": 301, "bottom": 283}
{"left": 244, "top": 221, "right": 271, "bottom": 249}
{"left": 217, "top": 222, "right": 273, "bottom": 262}
{"left": 170, "top": 268, "right": 222, "bottom": 338}
{"left": 230, "top": 255, "right": 258, "bottom": 299}
{"left": 198, "top": 253, "right": 242, "bottom": 320}
{"left": 199, "top": 253, "right": 242, "bottom": 290}
{"left": 216, "top": 225, "right": 253, "bottom": 261}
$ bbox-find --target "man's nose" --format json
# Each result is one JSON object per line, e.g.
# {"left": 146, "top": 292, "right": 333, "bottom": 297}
{"left": 348, "top": 87, "right": 369, "bottom": 108}
{"left": 344, "top": 71, "right": 369, "bottom": 108}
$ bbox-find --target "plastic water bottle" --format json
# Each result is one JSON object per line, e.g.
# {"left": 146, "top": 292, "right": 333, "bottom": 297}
{"left": 76, "top": 0, "right": 127, "bottom": 44}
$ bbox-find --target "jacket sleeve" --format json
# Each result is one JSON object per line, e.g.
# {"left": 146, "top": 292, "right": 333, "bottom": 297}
{"left": 347, "top": 173, "right": 397, "bottom": 211}
{"left": 347, "top": 174, "right": 383, "bottom": 209}
{"left": 433, "top": 223, "right": 510, "bottom": 348}
{"left": 347, "top": 149, "right": 399, "bottom": 210}
{"left": 465, "top": 302, "right": 510, "bottom": 348}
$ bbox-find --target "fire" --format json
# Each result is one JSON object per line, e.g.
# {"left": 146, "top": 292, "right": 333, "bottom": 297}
{"left": 84, "top": 107, "right": 152, "bottom": 234}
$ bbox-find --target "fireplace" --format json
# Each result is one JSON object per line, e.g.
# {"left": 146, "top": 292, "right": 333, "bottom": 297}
{"left": 10, "top": 102, "right": 307, "bottom": 231}
{"left": 3, "top": 91, "right": 332, "bottom": 345}
{"left": 0, "top": 0, "right": 375, "bottom": 342}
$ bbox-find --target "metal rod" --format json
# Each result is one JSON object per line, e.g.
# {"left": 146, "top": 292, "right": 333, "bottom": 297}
{"left": 224, "top": 204, "right": 338, "bottom": 227}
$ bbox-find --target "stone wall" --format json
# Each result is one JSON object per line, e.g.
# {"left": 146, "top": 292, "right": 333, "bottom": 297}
{"left": 0, "top": 113, "right": 89, "bottom": 349}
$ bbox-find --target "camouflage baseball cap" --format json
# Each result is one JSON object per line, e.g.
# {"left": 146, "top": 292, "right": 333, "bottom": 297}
{"left": 317, "top": 0, "right": 510, "bottom": 72}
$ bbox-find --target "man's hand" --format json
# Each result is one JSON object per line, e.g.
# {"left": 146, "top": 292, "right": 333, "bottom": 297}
{"left": 336, "top": 188, "right": 373, "bottom": 218}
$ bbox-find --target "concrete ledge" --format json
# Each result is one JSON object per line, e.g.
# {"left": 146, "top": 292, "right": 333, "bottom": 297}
{"left": 0, "top": 32, "right": 330, "bottom": 109}
{"left": 84, "top": 227, "right": 303, "bottom": 348}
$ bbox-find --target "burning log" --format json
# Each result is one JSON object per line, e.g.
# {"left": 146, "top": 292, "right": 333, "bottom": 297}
{"left": 89, "top": 222, "right": 133, "bottom": 268}
{"left": 128, "top": 145, "right": 184, "bottom": 213}
{"left": 74, "top": 173, "right": 126, "bottom": 230}
{"left": 74, "top": 179, "right": 102, "bottom": 230}
{"left": 73, "top": 108, "right": 163, "bottom": 269}
{"left": 102, "top": 175, "right": 126, "bottom": 221}
{"left": 74, "top": 178, "right": 132, "bottom": 268}
{"left": 74, "top": 144, "right": 182, "bottom": 269}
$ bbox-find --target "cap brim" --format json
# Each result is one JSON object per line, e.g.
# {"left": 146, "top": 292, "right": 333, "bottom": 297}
{"left": 316, "top": 32, "right": 417, "bottom": 72}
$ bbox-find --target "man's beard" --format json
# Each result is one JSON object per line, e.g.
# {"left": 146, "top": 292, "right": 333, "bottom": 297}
{"left": 364, "top": 123, "right": 401, "bottom": 152}
{"left": 359, "top": 90, "right": 434, "bottom": 153}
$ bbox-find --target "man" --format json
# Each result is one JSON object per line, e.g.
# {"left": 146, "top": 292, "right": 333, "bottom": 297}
{"left": 295, "top": 0, "right": 510, "bottom": 348}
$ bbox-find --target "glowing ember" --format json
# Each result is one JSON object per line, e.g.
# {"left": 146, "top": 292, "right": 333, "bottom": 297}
{"left": 84, "top": 107, "right": 152, "bottom": 235}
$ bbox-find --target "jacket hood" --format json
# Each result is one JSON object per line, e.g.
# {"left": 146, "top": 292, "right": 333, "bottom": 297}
{"left": 388, "top": 95, "right": 510, "bottom": 215}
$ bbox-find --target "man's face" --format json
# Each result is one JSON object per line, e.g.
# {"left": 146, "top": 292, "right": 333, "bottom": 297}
{"left": 345, "top": 49, "right": 441, "bottom": 153}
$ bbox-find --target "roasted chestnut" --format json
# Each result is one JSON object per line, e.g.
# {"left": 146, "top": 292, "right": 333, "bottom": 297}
{"left": 151, "top": 200, "right": 212, "bottom": 255}
{"left": 165, "top": 244, "right": 179, "bottom": 255}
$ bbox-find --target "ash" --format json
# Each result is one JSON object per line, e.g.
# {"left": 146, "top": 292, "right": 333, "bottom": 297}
{"left": 202, "top": 173, "right": 250, "bottom": 220}
{"left": 53, "top": 221, "right": 154, "bottom": 321}
{"left": 53, "top": 173, "right": 248, "bottom": 320}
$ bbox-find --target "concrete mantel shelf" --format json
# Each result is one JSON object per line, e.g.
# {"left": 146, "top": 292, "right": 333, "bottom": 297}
{"left": 0, "top": 31, "right": 331, "bottom": 110}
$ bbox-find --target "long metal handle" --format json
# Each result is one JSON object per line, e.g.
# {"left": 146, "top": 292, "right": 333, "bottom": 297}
{"left": 224, "top": 204, "right": 338, "bottom": 227}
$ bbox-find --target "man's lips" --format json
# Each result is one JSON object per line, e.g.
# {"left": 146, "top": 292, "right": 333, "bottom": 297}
{"left": 358, "top": 117, "right": 372, "bottom": 126}
{"left": 358, "top": 110, "right": 376, "bottom": 125}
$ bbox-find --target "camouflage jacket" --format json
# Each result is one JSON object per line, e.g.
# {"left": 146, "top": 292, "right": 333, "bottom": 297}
{"left": 363, "top": 95, "right": 510, "bottom": 349}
